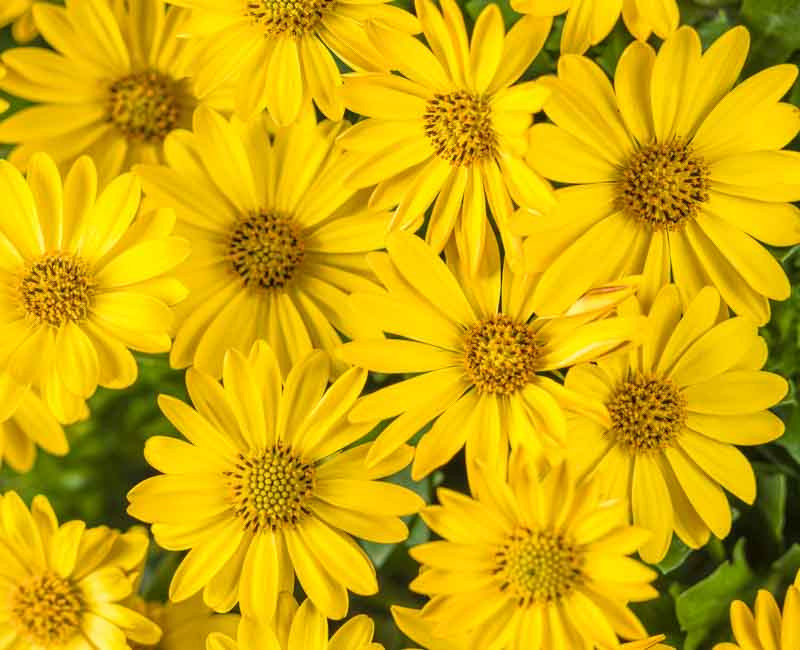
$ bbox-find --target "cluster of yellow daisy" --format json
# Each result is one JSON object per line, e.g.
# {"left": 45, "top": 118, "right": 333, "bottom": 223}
{"left": 0, "top": 0, "right": 798, "bottom": 647}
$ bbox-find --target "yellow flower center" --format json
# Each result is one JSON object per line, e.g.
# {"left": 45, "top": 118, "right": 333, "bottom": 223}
{"left": 226, "top": 443, "right": 315, "bottom": 532}
{"left": 616, "top": 139, "right": 710, "bottom": 230}
{"left": 228, "top": 212, "right": 306, "bottom": 290}
{"left": 497, "top": 528, "right": 583, "bottom": 606}
{"left": 607, "top": 373, "right": 687, "bottom": 454}
{"left": 424, "top": 90, "right": 497, "bottom": 166}
{"left": 108, "top": 70, "right": 181, "bottom": 143}
{"left": 18, "top": 253, "right": 95, "bottom": 326}
{"left": 10, "top": 572, "right": 84, "bottom": 646}
{"left": 463, "top": 315, "right": 541, "bottom": 395}
{"left": 245, "top": 0, "right": 335, "bottom": 36}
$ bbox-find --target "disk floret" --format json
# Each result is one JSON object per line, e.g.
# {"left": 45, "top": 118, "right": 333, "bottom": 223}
{"left": 424, "top": 90, "right": 497, "bottom": 166}
{"left": 245, "top": 0, "right": 336, "bottom": 36}
{"left": 607, "top": 372, "right": 688, "bottom": 453}
{"left": 226, "top": 442, "right": 316, "bottom": 531}
{"left": 228, "top": 211, "right": 306, "bottom": 289}
{"left": 496, "top": 528, "right": 583, "bottom": 606}
{"left": 463, "top": 314, "right": 541, "bottom": 394}
{"left": 108, "top": 70, "right": 181, "bottom": 143}
{"left": 616, "top": 139, "right": 710, "bottom": 230}
{"left": 18, "top": 253, "right": 96, "bottom": 326}
{"left": 10, "top": 572, "right": 84, "bottom": 646}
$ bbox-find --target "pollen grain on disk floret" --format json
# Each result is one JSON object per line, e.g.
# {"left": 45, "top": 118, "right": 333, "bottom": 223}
{"left": 521, "top": 25, "right": 800, "bottom": 325}
{"left": 0, "top": 153, "right": 189, "bottom": 424}
{"left": 564, "top": 285, "right": 788, "bottom": 563}
{"left": 0, "top": 0, "right": 228, "bottom": 187}
{"left": 338, "top": 230, "right": 645, "bottom": 482}
{"left": 168, "top": 0, "right": 419, "bottom": 125}
{"left": 338, "top": 0, "right": 555, "bottom": 272}
{"left": 409, "top": 451, "right": 658, "bottom": 648}
{"left": 0, "top": 491, "right": 162, "bottom": 650}
{"left": 127, "top": 340, "right": 423, "bottom": 621}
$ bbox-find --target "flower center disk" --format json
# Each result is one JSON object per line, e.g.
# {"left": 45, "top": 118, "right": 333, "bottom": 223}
{"left": 11, "top": 572, "right": 84, "bottom": 646}
{"left": 228, "top": 212, "right": 306, "bottom": 290}
{"left": 616, "top": 139, "right": 710, "bottom": 230}
{"left": 18, "top": 253, "right": 95, "bottom": 326}
{"left": 607, "top": 372, "right": 687, "bottom": 454}
{"left": 497, "top": 528, "right": 583, "bottom": 606}
{"left": 463, "top": 315, "right": 540, "bottom": 395}
{"left": 226, "top": 443, "right": 315, "bottom": 531}
{"left": 424, "top": 90, "right": 497, "bottom": 166}
{"left": 109, "top": 70, "right": 181, "bottom": 143}
{"left": 245, "top": 0, "right": 335, "bottom": 36}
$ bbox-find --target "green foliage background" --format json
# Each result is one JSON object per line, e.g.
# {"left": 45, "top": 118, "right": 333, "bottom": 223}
{"left": 2, "top": 0, "right": 800, "bottom": 647}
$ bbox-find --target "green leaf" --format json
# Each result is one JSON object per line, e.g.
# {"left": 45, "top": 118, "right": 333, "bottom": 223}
{"left": 676, "top": 539, "right": 754, "bottom": 640}
{"left": 658, "top": 536, "right": 693, "bottom": 574}
{"left": 755, "top": 470, "right": 787, "bottom": 541}
{"left": 741, "top": 0, "right": 800, "bottom": 70}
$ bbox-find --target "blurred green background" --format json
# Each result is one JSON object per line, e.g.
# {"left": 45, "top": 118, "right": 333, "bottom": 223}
{"left": 2, "top": 0, "right": 800, "bottom": 647}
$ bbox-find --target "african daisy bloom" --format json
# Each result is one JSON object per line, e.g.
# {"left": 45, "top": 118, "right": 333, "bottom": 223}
{"left": 0, "top": 491, "right": 162, "bottom": 649}
{"left": 564, "top": 285, "right": 788, "bottom": 563}
{"left": 511, "top": 0, "right": 679, "bottom": 55}
{"left": 127, "top": 341, "right": 423, "bottom": 620}
{"left": 0, "top": 0, "right": 232, "bottom": 187}
{"left": 0, "top": 153, "right": 189, "bottom": 424}
{"left": 0, "top": 0, "right": 37, "bottom": 43}
{"left": 0, "top": 376, "right": 67, "bottom": 472}
{"left": 136, "top": 106, "right": 388, "bottom": 380}
{"left": 207, "top": 593, "right": 383, "bottom": 650}
{"left": 338, "top": 231, "right": 645, "bottom": 480}
{"left": 409, "top": 453, "right": 657, "bottom": 648}
{"left": 713, "top": 572, "right": 800, "bottom": 650}
{"left": 168, "top": 0, "right": 419, "bottom": 125}
{"left": 338, "top": 0, "right": 555, "bottom": 270}
{"left": 521, "top": 26, "right": 800, "bottom": 324}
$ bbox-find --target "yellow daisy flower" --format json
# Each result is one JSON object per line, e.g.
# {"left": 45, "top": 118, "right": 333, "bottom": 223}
{"left": 392, "top": 606, "right": 470, "bottom": 650}
{"left": 521, "top": 26, "right": 800, "bottom": 325}
{"left": 0, "top": 491, "right": 162, "bottom": 649}
{"left": 511, "top": 0, "right": 679, "bottom": 54}
{"left": 0, "top": 65, "right": 8, "bottom": 114}
{"left": 128, "top": 595, "right": 239, "bottom": 650}
{"left": 713, "top": 572, "right": 800, "bottom": 650}
{"left": 0, "top": 0, "right": 232, "bottom": 188}
{"left": 127, "top": 341, "right": 423, "bottom": 620}
{"left": 136, "top": 106, "right": 388, "bottom": 380}
{"left": 0, "top": 153, "right": 189, "bottom": 424}
{"left": 0, "top": 375, "right": 67, "bottom": 472}
{"left": 0, "top": 0, "right": 37, "bottom": 43}
{"left": 409, "top": 452, "right": 657, "bottom": 648}
{"left": 564, "top": 285, "right": 787, "bottom": 563}
{"left": 338, "top": 231, "right": 645, "bottom": 480}
{"left": 207, "top": 593, "right": 383, "bottom": 650}
{"left": 339, "top": 0, "right": 555, "bottom": 271}
{"left": 168, "top": 0, "right": 419, "bottom": 125}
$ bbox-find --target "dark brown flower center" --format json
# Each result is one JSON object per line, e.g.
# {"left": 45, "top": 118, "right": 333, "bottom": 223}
{"left": 108, "top": 70, "right": 181, "bottom": 143}
{"left": 496, "top": 528, "right": 583, "bottom": 606}
{"left": 463, "top": 314, "right": 541, "bottom": 395}
{"left": 616, "top": 139, "right": 710, "bottom": 230}
{"left": 607, "top": 372, "right": 687, "bottom": 454}
{"left": 18, "top": 253, "right": 95, "bottom": 326}
{"left": 228, "top": 212, "right": 306, "bottom": 290}
{"left": 226, "top": 443, "right": 315, "bottom": 531}
{"left": 245, "top": 0, "right": 336, "bottom": 36}
{"left": 11, "top": 572, "right": 84, "bottom": 646}
{"left": 424, "top": 90, "right": 497, "bottom": 166}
